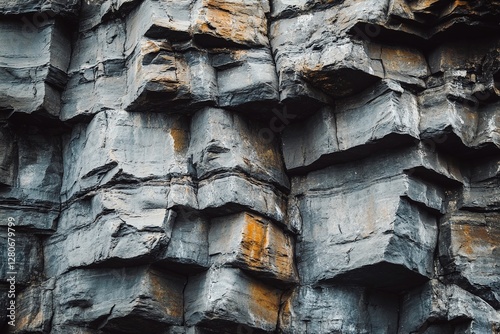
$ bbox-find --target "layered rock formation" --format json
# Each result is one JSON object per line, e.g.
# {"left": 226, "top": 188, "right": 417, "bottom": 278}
{"left": 1, "top": 0, "right": 499, "bottom": 333}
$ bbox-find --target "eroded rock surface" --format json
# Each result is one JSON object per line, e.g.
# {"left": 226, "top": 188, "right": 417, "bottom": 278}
{"left": 1, "top": 0, "right": 499, "bottom": 333}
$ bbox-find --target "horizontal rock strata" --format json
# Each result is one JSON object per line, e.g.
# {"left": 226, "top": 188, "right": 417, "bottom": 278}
{"left": 1, "top": 0, "right": 499, "bottom": 333}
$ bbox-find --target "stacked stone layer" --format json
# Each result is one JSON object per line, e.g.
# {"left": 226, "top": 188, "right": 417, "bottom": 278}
{"left": 1, "top": 0, "right": 499, "bottom": 333}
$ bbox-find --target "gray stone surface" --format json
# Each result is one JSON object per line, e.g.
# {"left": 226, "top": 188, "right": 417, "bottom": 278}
{"left": 0, "top": 19, "right": 70, "bottom": 118}
{"left": 184, "top": 267, "right": 281, "bottom": 332}
{"left": 438, "top": 211, "right": 500, "bottom": 309}
{"left": 157, "top": 208, "right": 210, "bottom": 271}
{"left": 294, "top": 173, "right": 439, "bottom": 288}
{"left": 282, "top": 80, "right": 420, "bottom": 172}
{"left": 0, "top": 125, "right": 62, "bottom": 231}
{"left": 1, "top": 0, "right": 499, "bottom": 333}
{"left": 462, "top": 156, "right": 500, "bottom": 211}
{"left": 279, "top": 285, "right": 399, "bottom": 333}
{"left": 0, "top": 232, "right": 43, "bottom": 285}
{"left": 52, "top": 266, "right": 185, "bottom": 333}
{"left": 61, "top": 109, "right": 192, "bottom": 201}
{"left": 0, "top": 0, "right": 80, "bottom": 16}
{"left": 189, "top": 107, "right": 289, "bottom": 189}
{"left": 399, "top": 280, "right": 500, "bottom": 333}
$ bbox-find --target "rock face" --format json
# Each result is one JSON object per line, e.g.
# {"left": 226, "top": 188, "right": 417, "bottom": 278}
{"left": 1, "top": 0, "right": 499, "bottom": 333}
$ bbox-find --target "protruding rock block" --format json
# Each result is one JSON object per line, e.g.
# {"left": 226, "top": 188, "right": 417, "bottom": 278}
{"left": 192, "top": 0, "right": 270, "bottom": 48}
{"left": 0, "top": 0, "right": 80, "bottom": 16}
{"left": 190, "top": 107, "right": 289, "bottom": 189}
{"left": 61, "top": 20, "right": 128, "bottom": 121}
{"left": 388, "top": 0, "right": 500, "bottom": 38}
{"left": 44, "top": 212, "right": 171, "bottom": 277}
{"left": 0, "top": 126, "right": 62, "bottom": 231}
{"left": 462, "top": 157, "right": 500, "bottom": 211}
{"left": 157, "top": 208, "right": 210, "bottom": 272}
{"left": 0, "top": 19, "right": 70, "bottom": 119}
{"left": 282, "top": 80, "right": 419, "bottom": 172}
{"left": 269, "top": 2, "right": 429, "bottom": 107}
{"left": 215, "top": 48, "right": 279, "bottom": 109}
{"left": 53, "top": 267, "right": 185, "bottom": 333}
{"left": 190, "top": 107, "right": 289, "bottom": 222}
{"left": 197, "top": 174, "right": 287, "bottom": 224}
{"left": 125, "top": 39, "right": 197, "bottom": 113}
{"left": 45, "top": 184, "right": 190, "bottom": 276}
{"left": 129, "top": 0, "right": 192, "bottom": 42}
{"left": 290, "top": 146, "right": 461, "bottom": 288}
{"left": 279, "top": 285, "right": 399, "bottom": 334}
{"left": 399, "top": 280, "right": 500, "bottom": 333}
{"left": 438, "top": 211, "right": 500, "bottom": 309}
{"left": 185, "top": 267, "right": 281, "bottom": 332}
{"left": 295, "top": 183, "right": 438, "bottom": 289}
{"left": 61, "top": 110, "right": 192, "bottom": 201}
{"left": 209, "top": 212, "right": 298, "bottom": 284}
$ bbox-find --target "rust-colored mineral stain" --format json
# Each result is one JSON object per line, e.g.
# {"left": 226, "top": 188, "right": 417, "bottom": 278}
{"left": 242, "top": 214, "right": 267, "bottom": 263}
{"left": 270, "top": 228, "right": 296, "bottom": 281}
{"left": 170, "top": 128, "right": 188, "bottom": 153}
{"left": 457, "top": 224, "right": 498, "bottom": 256}
{"left": 248, "top": 280, "right": 279, "bottom": 324}
{"left": 150, "top": 273, "right": 183, "bottom": 320}
{"left": 197, "top": 0, "right": 267, "bottom": 45}
{"left": 255, "top": 143, "right": 279, "bottom": 167}
{"left": 381, "top": 47, "right": 427, "bottom": 72}
{"left": 15, "top": 314, "right": 30, "bottom": 330}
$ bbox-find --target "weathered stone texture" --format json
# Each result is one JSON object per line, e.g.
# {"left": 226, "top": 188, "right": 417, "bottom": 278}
{"left": 1, "top": 0, "right": 499, "bottom": 333}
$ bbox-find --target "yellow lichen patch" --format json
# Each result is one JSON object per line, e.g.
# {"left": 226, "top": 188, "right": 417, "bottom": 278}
{"left": 247, "top": 279, "right": 280, "bottom": 325}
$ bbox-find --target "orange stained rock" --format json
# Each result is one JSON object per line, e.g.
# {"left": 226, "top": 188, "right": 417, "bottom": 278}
{"left": 242, "top": 213, "right": 266, "bottom": 263}
{"left": 170, "top": 123, "right": 188, "bottom": 153}
{"left": 195, "top": 0, "right": 268, "bottom": 46}
{"left": 149, "top": 271, "right": 183, "bottom": 320}
{"left": 253, "top": 133, "right": 282, "bottom": 169}
{"left": 456, "top": 224, "right": 500, "bottom": 257}
{"left": 381, "top": 46, "right": 429, "bottom": 76}
{"left": 241, "top": 213, "right": 297, "bottom": 282}
{"left": 15, "top": 312, "right": 32, "bottom": 331}
{"left": 247, "top": 279, "right": 281, "bottom": 325}
{"left": 410, "top": 0, "right": 445, "bottom": 11}
{"left": 269, "top": 225, "right": 297, "bottom": 280}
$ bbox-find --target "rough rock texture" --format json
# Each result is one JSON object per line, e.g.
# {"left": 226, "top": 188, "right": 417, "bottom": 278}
{"left": 1, "top": 0, "right": 499, "bottom": 333}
